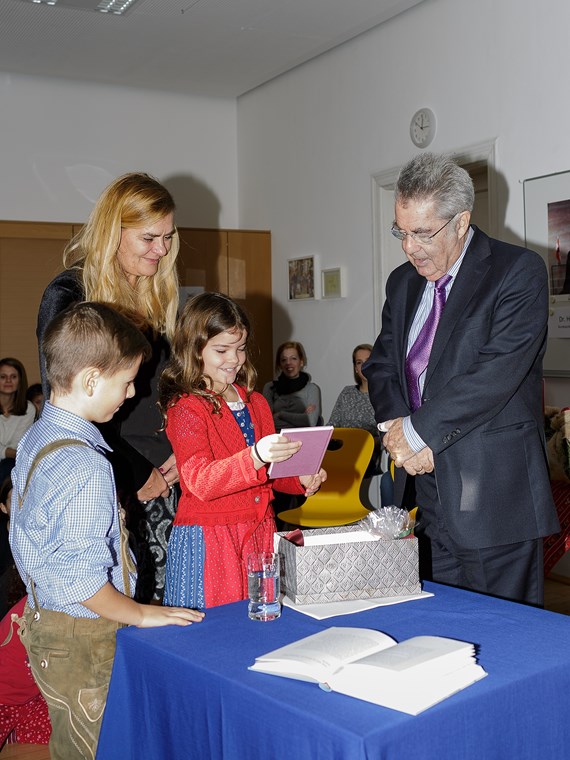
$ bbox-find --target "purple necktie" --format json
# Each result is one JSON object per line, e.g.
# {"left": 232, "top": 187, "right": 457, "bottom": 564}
{"left": 405, "top": 274, "right": 451, "bottom": 411}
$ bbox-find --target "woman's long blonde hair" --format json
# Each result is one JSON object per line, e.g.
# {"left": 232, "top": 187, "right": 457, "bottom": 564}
{"left": 63, "top": 172, "right": 180, "bottom": 338}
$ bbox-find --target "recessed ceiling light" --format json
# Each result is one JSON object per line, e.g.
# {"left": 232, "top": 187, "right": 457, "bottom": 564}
{"left": 24, "top": 0, "right": 141, "bottom": 13}
{"left": 96, "top": 0, "right": 139, "bottom": 13}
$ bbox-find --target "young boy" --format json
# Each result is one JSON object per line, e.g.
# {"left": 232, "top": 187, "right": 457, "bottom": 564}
{"left": 9, "top": 302, "right": 204, "bottom": 760}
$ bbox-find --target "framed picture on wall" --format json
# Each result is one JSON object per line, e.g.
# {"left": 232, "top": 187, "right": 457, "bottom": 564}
{"left": 524, "top": 169, "right": 570, "bottom": 376}
{"left": 288, "top": 255, "right": 317, "bottom": 300}
{"left": 321, "top": 267, "right": 345, "bottom": 299}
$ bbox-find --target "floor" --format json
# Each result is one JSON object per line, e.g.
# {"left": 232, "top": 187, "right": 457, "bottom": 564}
{"left": 0, "top": 745, "right": 50, "bottom": 759}
{"left": 543, "top": 574, "right": 570, "bottom": 615}
{"left": 2, "top": 576, "right": 570, "bottom": 759}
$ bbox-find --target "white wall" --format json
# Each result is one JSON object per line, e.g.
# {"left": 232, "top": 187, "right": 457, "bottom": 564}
{"left": 2, "top": 1, "right": 569, "bottom": 414}
{"left": 0, "top": 72, "right": 238, "bottom": 228}
{"left": 237, "top": 0, "right": 570, "bottom": 418}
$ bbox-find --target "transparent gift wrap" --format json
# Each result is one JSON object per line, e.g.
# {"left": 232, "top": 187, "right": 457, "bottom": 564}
{"left": 275, "top": 510, "right": 420, "bottom": 605}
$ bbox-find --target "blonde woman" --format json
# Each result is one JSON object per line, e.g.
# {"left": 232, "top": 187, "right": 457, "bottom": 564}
{"left": 37, "top": 172, "right": 180, "bottom": 602}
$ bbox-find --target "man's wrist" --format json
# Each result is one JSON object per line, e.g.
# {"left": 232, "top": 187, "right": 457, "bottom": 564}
{"left": 402, "top": 416, "right": 427, "bottom": 453}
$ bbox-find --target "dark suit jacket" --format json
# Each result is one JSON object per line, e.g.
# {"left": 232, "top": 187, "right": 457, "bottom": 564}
{"left": 365, "top": 226, "right": 559, "bottom": 549}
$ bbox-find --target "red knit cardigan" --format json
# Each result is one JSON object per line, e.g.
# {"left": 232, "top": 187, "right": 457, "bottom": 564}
{"left": 166, "top": 386, "right": 304, "bottom": 527}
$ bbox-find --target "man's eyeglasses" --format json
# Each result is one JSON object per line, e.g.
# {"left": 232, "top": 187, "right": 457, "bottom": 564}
{"left": 391, "top": 214, "right": 457, "bottom": 246}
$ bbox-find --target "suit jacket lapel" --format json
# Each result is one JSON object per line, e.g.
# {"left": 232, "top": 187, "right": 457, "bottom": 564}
{"left": 424, "top": 227, "right": 491, "bottom": 387}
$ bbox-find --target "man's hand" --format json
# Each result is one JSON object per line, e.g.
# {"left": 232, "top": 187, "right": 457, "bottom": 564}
{"left": 401, "top": 448, "right": 434, "bottom": 476}
{"left": 300, "top": 468, "right": 327, "bottom": 496}
{"left": 381, "top": 417, "right": 434, "bottom": 475}
{"left": 381, "top": 417, "right": 416, "bottom": 466}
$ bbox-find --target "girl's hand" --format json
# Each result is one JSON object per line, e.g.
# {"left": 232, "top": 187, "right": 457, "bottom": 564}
{"left": 159, "top": 454, "right": 179, "bottom": 487}
{"left": 251, "top": 434, "right": 302, "bottom": 469}
{"left": 300, "top": 468, "right": 327, "bottom": 496}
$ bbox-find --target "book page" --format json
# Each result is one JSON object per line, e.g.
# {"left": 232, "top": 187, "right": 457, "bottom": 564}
{"left": 352, "top": 636, "right": 474, "bottom": 673}
{"left": 330, "top": 660, "right": 487, "bottom": 715}
{"left": 327, "top": 636, "right": 486, "bottom": 714}
{"left": 249, "top": 627, "right": 395, "bottom": 684}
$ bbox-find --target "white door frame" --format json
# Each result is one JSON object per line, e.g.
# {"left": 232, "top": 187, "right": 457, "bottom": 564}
{"left": 370, "top": 140, "right": 499, "bottom": 334}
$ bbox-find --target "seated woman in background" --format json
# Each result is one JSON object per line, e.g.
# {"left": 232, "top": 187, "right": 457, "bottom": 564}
{"left": 263, "top": 341, "right": 322, "bottom": 430}
{"left": 328, "top": 344, "right": 391, "bottom": 505}
{"left": 0, "top": 359, "right": 35, "bottom": 483}
{"left": 328, "top": 343, "right": 378, "bottom": 438}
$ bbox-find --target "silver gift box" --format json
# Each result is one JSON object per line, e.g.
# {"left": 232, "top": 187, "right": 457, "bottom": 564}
{"left": 276, "top": 525, "right": 420, "bottom": 605}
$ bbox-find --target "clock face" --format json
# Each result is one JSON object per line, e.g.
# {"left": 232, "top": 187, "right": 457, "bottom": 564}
{"left": 410, "top": 108, "right": 436, "bottom": 148}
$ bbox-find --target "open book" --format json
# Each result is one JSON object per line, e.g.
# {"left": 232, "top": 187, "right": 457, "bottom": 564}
{"left": 249, "top": 627, "right": 487, "bottom": 715}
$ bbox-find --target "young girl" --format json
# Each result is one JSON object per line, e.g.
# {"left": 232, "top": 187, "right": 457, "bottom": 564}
{"left": 158, "top": 292, "right": 326, "bottom": 608}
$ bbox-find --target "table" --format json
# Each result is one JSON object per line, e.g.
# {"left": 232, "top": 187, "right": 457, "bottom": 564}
{"left": 96, "top": 582, "right": 570, "bottom": 760}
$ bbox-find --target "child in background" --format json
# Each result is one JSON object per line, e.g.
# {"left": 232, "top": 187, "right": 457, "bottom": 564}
{"left": 25, "top": 384, "right": 44, "bottom": 418}
{"left": 9, "top": 302, "right": 204, "bottom": 760}
{"left": 158, "top": 292, "right": 326, "bottom": 609}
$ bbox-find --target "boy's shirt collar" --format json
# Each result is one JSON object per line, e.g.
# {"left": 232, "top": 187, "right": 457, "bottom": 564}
{"left": 41, "top": 401, "right": 112, "bottom": 452}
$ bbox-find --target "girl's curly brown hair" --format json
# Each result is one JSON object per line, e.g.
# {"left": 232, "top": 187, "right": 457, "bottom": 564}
{"left": 158, "top": 292, "right": 257, "bottom": 419}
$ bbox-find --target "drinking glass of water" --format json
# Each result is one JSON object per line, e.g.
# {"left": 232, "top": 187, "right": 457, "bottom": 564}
{"left": 247, "top": 552, "right": 281, "bottom": 621}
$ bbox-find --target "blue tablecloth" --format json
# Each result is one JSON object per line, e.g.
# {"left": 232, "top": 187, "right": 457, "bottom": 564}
{"left": 96, "top": 582, "right": 570, "bottom": 759}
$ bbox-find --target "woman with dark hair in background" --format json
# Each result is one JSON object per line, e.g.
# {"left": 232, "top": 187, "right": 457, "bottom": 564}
{"left": 0, "top": 359, "right": 35, "bottom": 483}
{"left": 328, "top": 343, "right": 390, "bottom": 505}
{"left": 328, "top": 343, "right": 378, "bottom": 437}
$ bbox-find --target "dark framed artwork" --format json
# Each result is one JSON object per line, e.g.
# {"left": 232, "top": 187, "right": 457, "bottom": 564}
{"left": 288, "top": 255, "right": 317, "bottom": 300}
{"left": 524, "top": 170, "right": 570, "bottom": 375}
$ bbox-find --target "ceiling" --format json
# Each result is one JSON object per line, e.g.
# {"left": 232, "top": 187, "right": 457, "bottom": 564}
{"left": 1, "top": 0, "right": 426, "bottom": 98}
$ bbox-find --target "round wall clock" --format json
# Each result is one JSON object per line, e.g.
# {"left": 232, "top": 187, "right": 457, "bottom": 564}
{"left": 410, "top": 108, "right": 436, "bottom": 148}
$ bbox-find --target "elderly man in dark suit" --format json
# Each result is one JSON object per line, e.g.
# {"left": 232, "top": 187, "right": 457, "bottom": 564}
{"left": 364, "top": 153, "right": 559, "bottom": 605}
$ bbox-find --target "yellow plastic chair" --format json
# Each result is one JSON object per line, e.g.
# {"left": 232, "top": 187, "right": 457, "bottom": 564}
{"left": 277, "top": 427, "right": 375, "bottom": 527}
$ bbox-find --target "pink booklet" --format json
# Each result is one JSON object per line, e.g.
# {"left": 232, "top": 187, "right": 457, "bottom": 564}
{"left": 267, "top": 426, "right": 334, "bottom": 478}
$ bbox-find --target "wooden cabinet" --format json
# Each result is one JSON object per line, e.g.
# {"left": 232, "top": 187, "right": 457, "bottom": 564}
{"left": 0, "top": 222, "right": 273, "bottom": 390}
{"left": 177, "top": 228, "right": 273, "bottom": 389}
{"left": 0, "top": 221, "right": 76, "bottom": 384}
